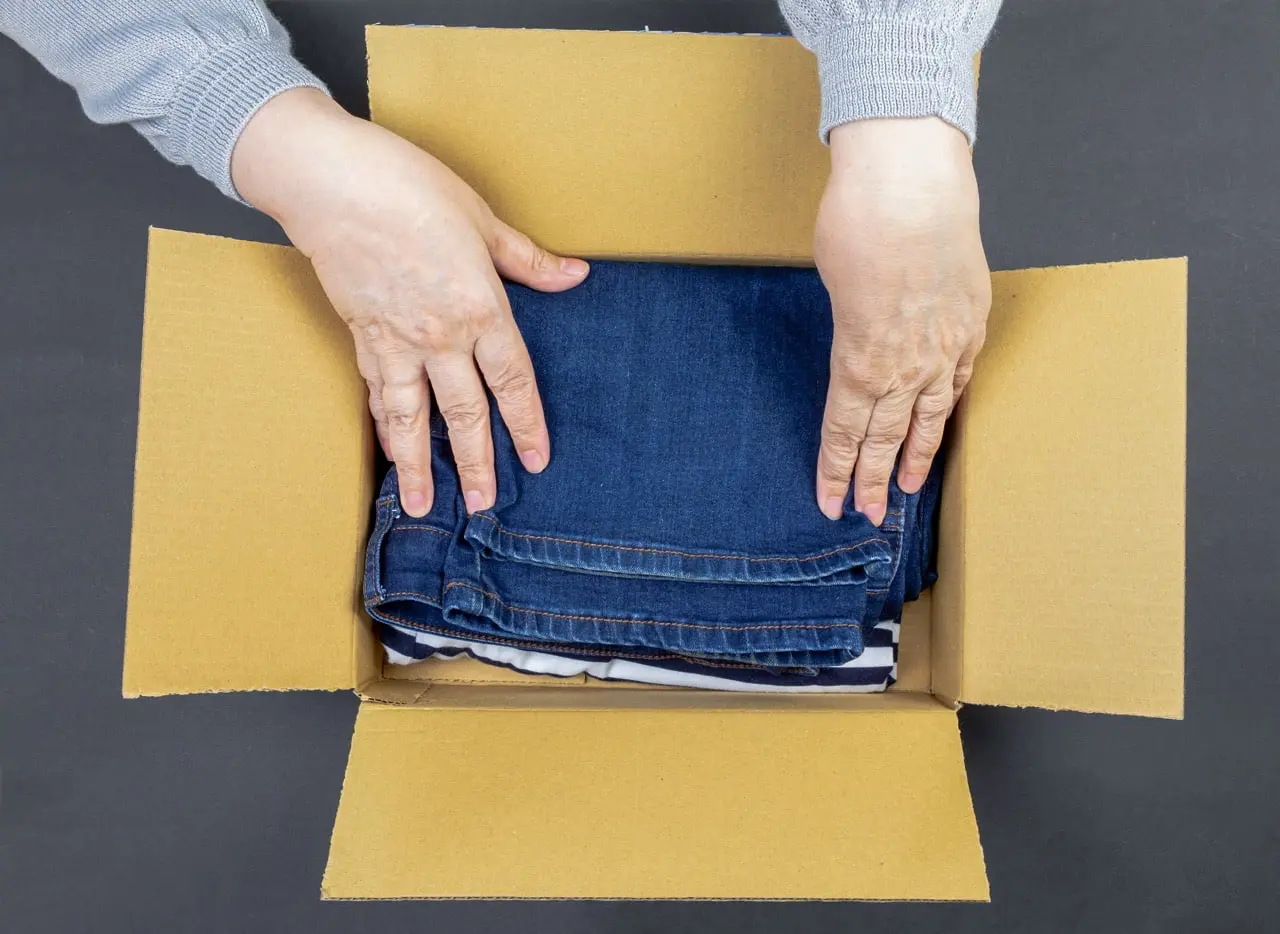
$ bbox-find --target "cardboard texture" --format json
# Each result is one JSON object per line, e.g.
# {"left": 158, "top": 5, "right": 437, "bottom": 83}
{"left": 125, "top": 230, "right": 374, "bottom": 696}
{"left": 935, "top": 261, "right": 1186, "bottom": 718}
{"left": 367, "top": 27, "right": 828, "bottom": 263}
{"left": 122, "top": 26, "right": 1185, "bottom": 902}
{"left": 324, "top": 695, "right": 987, "bottom": 901}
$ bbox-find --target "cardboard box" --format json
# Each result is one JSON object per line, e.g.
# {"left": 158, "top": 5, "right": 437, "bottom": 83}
{"left": 124, "top": 27, "right": 1185, "bottom": 901}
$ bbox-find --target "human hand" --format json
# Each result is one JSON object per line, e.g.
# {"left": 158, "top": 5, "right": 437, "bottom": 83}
{"left": 231, "top": 88, "right": 588, "bottom": 518}
{"left": 813, "top": 117, "right": 990, "bottom": 525}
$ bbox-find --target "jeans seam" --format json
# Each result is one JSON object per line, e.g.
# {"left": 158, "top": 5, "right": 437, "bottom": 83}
{"left": 391, "top": 524, "right": 452, "bottom": 536}
{"left": 468, "top": 514, "right": 884, "bottom": 564}
{"left": 370, "top": 608, "right": 784, "bottom": 671}
{"left": 378, "top": 590, "right": 443, "bottom": 605}
{"left": 444, "top": 581, "right": 863, "bottom": 632}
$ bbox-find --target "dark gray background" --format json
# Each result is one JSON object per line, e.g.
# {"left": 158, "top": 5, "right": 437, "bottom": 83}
{"left": 1, "top": 1, "right": 1276, "bottom": 931}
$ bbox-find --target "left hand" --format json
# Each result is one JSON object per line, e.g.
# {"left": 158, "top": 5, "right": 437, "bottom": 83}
{"left": 813, "top": 117, "right": 991, "bottom": 525}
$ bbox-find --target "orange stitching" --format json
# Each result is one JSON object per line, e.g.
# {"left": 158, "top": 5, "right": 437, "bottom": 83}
{"left": 442, "top": 581, "right": 861, "bottom": 633}
{"left": 392, "top": 524, "right": 451, "bottom": 536}
{"left": 380, "top": 591, "right": 443, "bottom": 603}
{"left": 468, "top": 515, "right": 884, "bottom": 565}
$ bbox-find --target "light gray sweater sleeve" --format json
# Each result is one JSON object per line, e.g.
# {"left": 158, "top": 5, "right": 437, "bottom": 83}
{"left": 778, "top": 0, "right": 1002, "bottom": 143}
{"left": 0, "top": 1, "right": 328, "bottom": 200}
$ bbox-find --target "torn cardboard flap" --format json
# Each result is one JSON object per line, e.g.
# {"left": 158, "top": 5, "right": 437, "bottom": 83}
{"left": 124, "top": 229, "right": 374, "bottom": 696}
{"left": 323, "top": 696, "right": 987, "bottom": 901}
{"left": 932, "top": 259, "right": 1187, "bottom": 718}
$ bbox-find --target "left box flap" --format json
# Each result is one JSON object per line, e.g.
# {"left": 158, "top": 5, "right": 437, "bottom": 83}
{"left": 124, "top": 229, "right": 372, "bottom": 696}
{"left": 323, "top": 690, "right": 988, "bottom": 901}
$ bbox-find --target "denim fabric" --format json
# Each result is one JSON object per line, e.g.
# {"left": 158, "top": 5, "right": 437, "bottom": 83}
{"left": 364, "top": 261, "right": 943, "bottom": 679}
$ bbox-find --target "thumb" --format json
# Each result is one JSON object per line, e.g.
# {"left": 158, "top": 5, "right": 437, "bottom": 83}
{"left": 488, "top": 219, "right": 589, "bottom": 292}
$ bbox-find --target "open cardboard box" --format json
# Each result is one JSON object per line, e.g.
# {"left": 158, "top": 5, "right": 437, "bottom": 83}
{"left": 123, "top": 27, "right": 1185, "bottom": 901}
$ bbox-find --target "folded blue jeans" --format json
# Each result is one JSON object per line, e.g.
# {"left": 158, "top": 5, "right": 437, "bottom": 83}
{"left": 364, "top": 261, "right": 942, "bottom": 674}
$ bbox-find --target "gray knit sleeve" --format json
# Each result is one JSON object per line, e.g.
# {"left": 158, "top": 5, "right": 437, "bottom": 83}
{"left": 0, "top": 1, "right": 328, "bottom": 200}
{"left": 778, "top": 0, "right": 1002, "bottom": 143}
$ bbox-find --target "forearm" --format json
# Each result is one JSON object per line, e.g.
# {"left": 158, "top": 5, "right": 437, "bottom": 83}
{"left": 0, "top": 0, "right": 328, "bottom": 199}
{"left": 778, "top": 0, "right": 1002, "bottom": 143}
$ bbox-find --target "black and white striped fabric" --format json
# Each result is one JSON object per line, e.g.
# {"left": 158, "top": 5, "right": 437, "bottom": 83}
{"left": 377, "top": 618, "right": 899, "bottom": 693}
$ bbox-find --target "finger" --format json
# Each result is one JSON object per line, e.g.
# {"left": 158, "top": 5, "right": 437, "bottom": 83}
{"left": 474, "top": 316, "right": 549, "bottom": 474}
{"left": 897, "top": 373, "right": 953, "bottom": 494}
{"left": 950, "top": 334, "right": 983, "bottom": 406}
{"left": 489, "top": 219, "right": 589, "bottom": 292}
{"left": 368, "top": 384, "right": 391, "bottom": 459}
{"left": 350, "top": 329, "right": 391, "bottom": 458}
{"left": 816, "top": 366, "right": 877, "bottom": 521}
{"left": 852, "top": 390, "right": 916, "bottom": 527}
{"left": 379, "top": 353, "right": 434, "bottom": 518}
{"left": 428, "top": 354, "right": 496, "bottom": 514}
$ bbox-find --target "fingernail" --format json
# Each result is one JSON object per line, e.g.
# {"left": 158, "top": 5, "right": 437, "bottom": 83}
{"left": 464, "top": 490, "right": 487, "bottom": 514}
{"left": 520, "top": 449, "right": 547, "bottom": 473}
{"left": 404, "top": 491, "right": 428, "bottom": 518}
{"left": 822, "top": 496, "right": 845, "bottom": 521}
{"left": 899, "top": 471, "right": 925, "bottom": 494}
{"left": 863, "top": 501, "right": 887, "bottom": 527}
{"left": 560, "top": 257, "right": 589, "bottom": 276}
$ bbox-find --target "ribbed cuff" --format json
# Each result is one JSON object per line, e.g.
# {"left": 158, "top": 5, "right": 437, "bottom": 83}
{"left": 168, "top": 41, "right": 330, "bottom": 202}
{"left": 812, "top": 20, "right": 978, "bottom": 145}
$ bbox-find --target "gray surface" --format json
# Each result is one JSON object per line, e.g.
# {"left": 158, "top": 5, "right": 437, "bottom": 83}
{"left": 1, "top": 1, "right": 1277, "bottom": 931}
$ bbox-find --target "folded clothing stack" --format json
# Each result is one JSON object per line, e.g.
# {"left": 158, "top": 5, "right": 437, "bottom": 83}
{"left": 363, "top": 261, "right": 943, "bottom": 692}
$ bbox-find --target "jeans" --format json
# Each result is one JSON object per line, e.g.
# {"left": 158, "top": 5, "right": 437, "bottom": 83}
{"left": 364, "top": 261, "right": 942, "bottom": 675}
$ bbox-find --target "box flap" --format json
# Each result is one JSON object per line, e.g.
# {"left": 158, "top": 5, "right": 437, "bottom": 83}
{"left": 933, "top": 259, "right": 1186, "bottom": 717}
{"left": 367, "top": 27, "right": 979, "bottom": 265}
{"left": 124, "top": 229, "right": 373, "bottom": 696}
{"left": 323, "top": 691, "right": 987, "bottom": 901}
{"left": 367, "top": 26, "right": 828, "bottom": 263}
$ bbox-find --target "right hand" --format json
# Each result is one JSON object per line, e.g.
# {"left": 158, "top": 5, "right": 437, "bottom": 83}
{"left": 231, "top": 88, "right": 589, "bottom": 518}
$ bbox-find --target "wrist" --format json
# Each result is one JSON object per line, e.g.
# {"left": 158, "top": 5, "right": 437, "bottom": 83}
{"left": 829, "top": 117, "right": 972, "bottom": 183}
{"left": 230, "top": 87, "right": 356, "bottom": 224}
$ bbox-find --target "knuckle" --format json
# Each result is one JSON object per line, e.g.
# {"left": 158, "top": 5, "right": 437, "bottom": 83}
{"left": 861, "top": 425, "right": 904, "bottom": 460}
{"left": 821, "top": 425, "right": 863, "bottom": 464}
{"left": 440, "top": 400, "right": 489, "bottom": 435}
{"left": 832, "top": 346, "right": 880, "bottom": 382}
{"left": 529, "top": 246, "right": 556, "bottom": 274}
{"left": 451, "top": 450, "right": 491, "bottom": 479}
{"left": 381, "top": 391, "right": 425, "bottom": 434}
{"left": 465, "top": 298, "right": 499, "bottom": 330}
{"left": 906, "top": 432, "right": 942, "bottom": 461}
{"left": 385, "top": 406, "right": 423, "bottom": 434}
{"left": 915, "top": 392, "right": 951, "bottom": 420}
{"left": 412, "top": 316, "right": 461, "bottom": 354}
{"left": 486, "top": 360, "right": 537, "bottom": 406}
{"left": 406, "top": 296, "right": 500, "bottom": 353}
{"left": 446, "top": 284, "right": 500, "bottom": 324}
